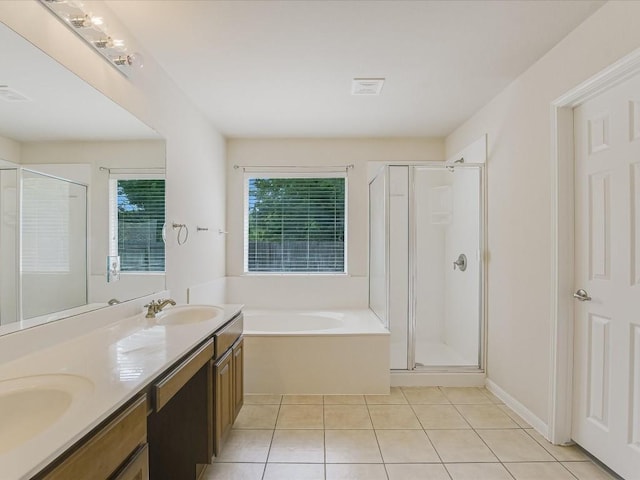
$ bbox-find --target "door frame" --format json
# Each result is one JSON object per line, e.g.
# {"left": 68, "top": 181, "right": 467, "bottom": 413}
{"left": 549, "top": 47, "right": 640, "bottom": 444}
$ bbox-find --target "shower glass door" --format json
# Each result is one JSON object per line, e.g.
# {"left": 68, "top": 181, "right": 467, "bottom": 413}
{"left": 412, "top": 165, "right": 483, "bottom": 368}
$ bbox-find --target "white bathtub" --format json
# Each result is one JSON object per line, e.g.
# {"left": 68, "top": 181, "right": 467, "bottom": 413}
{"left": 243, "top": 309, "right": 390, "bottom": 394}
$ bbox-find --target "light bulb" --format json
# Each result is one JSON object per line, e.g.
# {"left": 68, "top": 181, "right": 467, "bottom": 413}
{"left": 93, "top": 37, "right": 112, "bottom": 49}
{"left": 126, "top": 52, "right": 144, "bottom": 70}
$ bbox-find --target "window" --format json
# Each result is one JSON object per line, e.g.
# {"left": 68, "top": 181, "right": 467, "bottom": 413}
{"left": 245, "top": 175, "right": 346, "bottom": 273}
{"left": 109, "top": 176, "right": 165, "bottom": 273}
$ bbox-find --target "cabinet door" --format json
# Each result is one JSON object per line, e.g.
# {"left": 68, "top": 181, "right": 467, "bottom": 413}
{"left": 41, "top": 396, "right": 146, "bottom": 480}
{"left": 232, "top": 337, "right": 244, "bottom": 421}
{"left": 113, "top": 444, "right": 149, "bottom": 480}
{"left": 214, "top": 348, "right": 233, "bottom": 456}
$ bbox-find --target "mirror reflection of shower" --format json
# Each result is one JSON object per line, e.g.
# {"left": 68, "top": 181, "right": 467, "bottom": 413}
{"left": 368, "top": 164, "right": 484, "bottom": 371}
{"left": 0, "top": 168, "right": 87, "bottom": 325}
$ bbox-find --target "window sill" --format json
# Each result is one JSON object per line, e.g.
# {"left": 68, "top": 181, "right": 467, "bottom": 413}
{"left": 241, "top": 272, "right": 349, "bottom": 277}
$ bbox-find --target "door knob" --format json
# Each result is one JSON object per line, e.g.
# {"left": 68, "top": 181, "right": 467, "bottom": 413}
{"left": 573, "top": 289, "right": 592, "bottom": 301}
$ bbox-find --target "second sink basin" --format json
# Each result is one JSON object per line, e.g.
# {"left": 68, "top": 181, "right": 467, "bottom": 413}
{"left": 0, "top": 374, "right": 94, "bottom": 454}
{"left": 154, "top": 305, "right": 223, "bottom": 326}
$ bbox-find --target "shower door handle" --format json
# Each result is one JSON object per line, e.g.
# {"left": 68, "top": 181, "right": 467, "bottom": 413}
{"left": 453, "top": 254, "right": 467, "bottom": 271}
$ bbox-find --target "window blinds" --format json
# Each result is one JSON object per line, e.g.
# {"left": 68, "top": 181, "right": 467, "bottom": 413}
{"left": 246, "top": 177, "right": 346, "bottom": 273}
{"left": 109, "top": 178, "right": 165, "bottom": 272}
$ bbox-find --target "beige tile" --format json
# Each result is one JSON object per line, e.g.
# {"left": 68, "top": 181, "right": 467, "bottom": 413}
{"left": 214, "top": 429, "right": 273, "bottom": 463}
{"left": 505, "top": 462, "right": 576, "bottom": 480}
{"left": 325, "top": 463, "right": 388, "bottom": 480}
{"left": 276, "top": 404, "right": 324, "bottom": 429}
{"left": 401, "top": 386, "right": 451, "bottom": 405}
{"left": 440, "top": 387, "right": 493, "bottom": 404}
{"left": 413, "top": 404, "right": 471, "bottom": 429}
{"left": 324, "top": 430, "right": 383, "bottom": 463}
{"left": 446, "top": 463, "right": 513, "bottom": 480}
{"left": 368, "top": 404, "right": 421, "bottom": 429}
{"left": 263, "top": 463, "right": 324, "bottom": 480}
{"left": 376, "top": 429, "right": 440, "bottom": 463}
{"left": 324, "top": 405, "right": 372, "bottom": 429}
{"left": 203, "top": 462, "right": 264, "bottom": 480}
{"left": 282, "top": 394, "right": 324, "bottom": 404}
{"left": 525, "top": 429, "right": 590, "bottom": 461}
{"left": 479, "top": 388, "right": 504, "bottom": 404}
{"left": 562, "top": 461, "right": 618, "bottom": 480}
{"left": 244, "top": 394, "right": 282, "bottom": 405}
{"left": 324, "top": 395, "right": 366, "bottom": 405}
{"left": 498, "top": 405, "right": 532, "bottom": 428}
{"left": 268, "top": 429, "right": 325, "bottom": 463}
{"left": 427, "top": 429, "right": 498, "bottom": 463}
{"left": 456, "top": 404, "right": 519, "bottom": 429}
{"left": 233, "top": 404, "right": 279, "bottom": 429}
{"left": 477, "top": 429, "right": 555, "bottom": 462}
{"left": 365, "top": 386, "right": 408, "bottom": 404}
{"left": 386, "top": 463, "right": 451, "bottom": 480}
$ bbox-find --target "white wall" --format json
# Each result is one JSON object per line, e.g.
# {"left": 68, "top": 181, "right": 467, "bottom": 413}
{"left": 445, "top": 0, "right": 640, "bottom": 424}
{"left": 226, "top": 138, "right": 444, "bottom": 308}
{"left": 0, "top": 135, "right": 20, "bottom": 164}
{"left": 0, "top": 1, "right": 227, "bottom": 305}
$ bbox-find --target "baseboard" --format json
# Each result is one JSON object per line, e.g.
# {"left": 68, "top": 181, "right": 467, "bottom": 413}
{"left": 391, "top": 371, "right": 486, "bottom": 387}
{"left": 486, "top": 378, "right": 549, "bottom": 438}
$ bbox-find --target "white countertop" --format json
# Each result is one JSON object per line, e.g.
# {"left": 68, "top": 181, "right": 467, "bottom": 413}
{"left": 0, "top": 303, "right": 243, "bottom": 480}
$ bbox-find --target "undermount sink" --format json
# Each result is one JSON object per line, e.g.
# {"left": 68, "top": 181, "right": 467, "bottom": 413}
{"left": 0, "top": 374, "right": 94, "bottom": 454}
{"left": 154, "top": 305, "right": 223, "bottom": 326}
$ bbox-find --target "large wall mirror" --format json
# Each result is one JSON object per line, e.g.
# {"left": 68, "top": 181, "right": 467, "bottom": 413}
{"left": 0, "top": 22, "right": 166, "bottom": 335}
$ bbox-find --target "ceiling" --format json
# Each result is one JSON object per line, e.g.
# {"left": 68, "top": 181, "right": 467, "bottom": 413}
{"left": 0, "top": 22, "right": 159, "bottom": 143}
{"left": 106, "top": 0, "right": 604, "bottom": 138}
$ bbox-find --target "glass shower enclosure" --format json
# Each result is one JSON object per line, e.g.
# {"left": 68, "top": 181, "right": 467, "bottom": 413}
{"left": 0, "top": 167, "right": 87, "bottom": 325}
{"left": 369, "top": 164, "right": 484, "bottom": 371}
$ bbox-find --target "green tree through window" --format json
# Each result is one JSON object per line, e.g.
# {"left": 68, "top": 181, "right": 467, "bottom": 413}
{"left": 247, "top": 177, "right": 345, "bottom": 272}
{"left": 117, "top": 179, "right": 165, "bottom": 272}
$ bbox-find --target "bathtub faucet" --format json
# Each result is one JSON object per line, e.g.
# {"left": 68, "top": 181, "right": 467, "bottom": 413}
{"left": 144, "top": 298, "right": 176, "bottom": 318}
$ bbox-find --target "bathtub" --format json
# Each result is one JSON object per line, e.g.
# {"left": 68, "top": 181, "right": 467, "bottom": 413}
{"left": 243, "top": 309, "right": 390, "bottom": 394}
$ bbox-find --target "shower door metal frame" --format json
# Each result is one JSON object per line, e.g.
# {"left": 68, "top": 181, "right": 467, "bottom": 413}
{"left": 368, "top": 165, "right": 391, "bottom": 329}
{"left": 408, "top": 163, "right": 486, "bottom": 373}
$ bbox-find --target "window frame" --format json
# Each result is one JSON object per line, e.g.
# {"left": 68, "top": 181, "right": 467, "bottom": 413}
{"left": 108, "top": 172, "right": 166, "bottom": 275}
{"left": 242, "top": 171, "right": 348, "bottom": 275}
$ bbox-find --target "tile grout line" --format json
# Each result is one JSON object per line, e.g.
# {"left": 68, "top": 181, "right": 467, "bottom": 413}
{"left": 442, "top": 386, "right": 519, "bottom": 480}
{"left": 260, "top": 396, "right": 283, "bottom": 480}
{"left": 520, "top": 428, "right": 581, "bottom": 479}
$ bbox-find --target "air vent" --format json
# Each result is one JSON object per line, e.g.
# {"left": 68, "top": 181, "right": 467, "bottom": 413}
{"left": 0, "top": 86, "right": 32, "bottom": 102}
{"left": 351, "top": 78, "right": 385, "bottom": 96}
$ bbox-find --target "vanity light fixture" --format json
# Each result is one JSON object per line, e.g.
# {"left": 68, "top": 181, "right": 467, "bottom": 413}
{"left": 39, "top": 0, "right": 143, "bottom": 77}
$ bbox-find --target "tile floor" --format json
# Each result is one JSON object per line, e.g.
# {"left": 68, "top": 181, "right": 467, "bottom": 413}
{"left": 203, "top": 387, "right": 619, "bottom": 480}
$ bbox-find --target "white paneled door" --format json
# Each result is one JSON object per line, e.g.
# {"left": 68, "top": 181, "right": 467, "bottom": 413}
{"left": 573, "top": 72, "right": 640, "bottom": 479}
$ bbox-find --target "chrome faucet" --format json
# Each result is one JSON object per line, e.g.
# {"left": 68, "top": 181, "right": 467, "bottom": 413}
{"left": 144, "top": 298, "right": 176, "bottom": 318}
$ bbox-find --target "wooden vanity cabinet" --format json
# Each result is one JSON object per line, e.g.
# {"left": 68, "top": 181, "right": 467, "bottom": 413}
{"left": 113, "top": 444, "right": 149, "bottom": 480}
{"left": 37, "top": 396, "right": 148, "bottom": 480}
{"left": 212, "top": 313, "right": 244, "bottom": 456}
{"left": 232, "top": 336, "right": 244, "bottom": 419}
{"left": 147, "top": 340, "right": 213, "bottom": 480}
{"left": 213, "top": 348, "right": 234, "bottom": 452}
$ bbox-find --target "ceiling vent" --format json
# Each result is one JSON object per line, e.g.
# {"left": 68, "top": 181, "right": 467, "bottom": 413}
{"left": 351, "top": 78, "right": 385, "bottom": 96}
{"left": 0, "top": 86, "right": 31, "bottom": 102}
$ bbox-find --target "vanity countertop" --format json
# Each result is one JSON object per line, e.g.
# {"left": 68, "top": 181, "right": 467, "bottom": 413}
{"left": 0, "top": 303, "right": 243, "bottom": 480}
